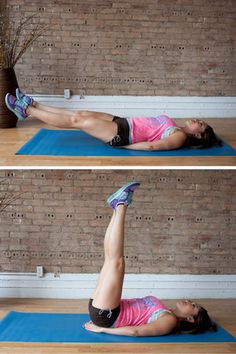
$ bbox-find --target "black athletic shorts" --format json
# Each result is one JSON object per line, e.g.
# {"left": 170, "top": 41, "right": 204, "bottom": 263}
{"left": 88, "top": 299, "right": 120, "bottom": 328}
{"left": 107, "top": 116, "right": 130, "bottom": 147}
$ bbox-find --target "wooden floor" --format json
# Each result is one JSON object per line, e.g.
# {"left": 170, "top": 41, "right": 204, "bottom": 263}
{"left": 0, "top": 298, "right": 235, "bottom": 354}
{"left": 0, "top": 118, "right": 236, "bottom": 167}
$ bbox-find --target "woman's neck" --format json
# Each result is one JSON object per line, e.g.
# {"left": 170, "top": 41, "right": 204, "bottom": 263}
{"left": 170, "top": 307, "right": 184, "bottom": 320}
{"left": 179, "top": 126, "right": 189, "bottom": 135}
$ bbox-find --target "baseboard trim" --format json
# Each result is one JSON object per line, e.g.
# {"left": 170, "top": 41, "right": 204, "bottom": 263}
{"left": 0, "top": 273, "right": 235, "bottom": 299}
{"left": 31, "top": 95, "right": 236, "bottom": 118}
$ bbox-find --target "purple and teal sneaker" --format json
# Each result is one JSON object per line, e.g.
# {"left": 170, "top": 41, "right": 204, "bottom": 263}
{"left": 107, "top": 181, "right": 140, "bottom": 209}
{"left": 5, "top": 93, "right": 29, "bottom": 120}
{"left": 16, "top": 88, "right": 33, "bottom": 106}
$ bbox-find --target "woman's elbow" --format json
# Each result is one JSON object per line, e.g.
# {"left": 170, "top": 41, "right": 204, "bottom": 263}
{"left": 119, "top": 326, "right": 139, "bottom": 337}
{"left": 131, "top": 328, "right": 140, "bottom": 337}
{"left": 148, "top": 144, "right": 158, "bottom": 151}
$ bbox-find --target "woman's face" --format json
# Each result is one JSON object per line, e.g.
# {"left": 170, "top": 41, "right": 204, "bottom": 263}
{"left": 176, "top": 300, "right": 201, "bottom": 320}
{"left": 185, "top": 119, "right": 208, "bottom": 137}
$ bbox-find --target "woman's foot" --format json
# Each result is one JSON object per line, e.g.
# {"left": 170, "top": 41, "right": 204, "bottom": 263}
{"left": 5, "top": 93, "right": 29, "bottom": 120}
{"left": 16, "top": 88, "right": 34, "bottom": 106}
{"left": 107, "top": 181, "right": 140, "bottom": 209}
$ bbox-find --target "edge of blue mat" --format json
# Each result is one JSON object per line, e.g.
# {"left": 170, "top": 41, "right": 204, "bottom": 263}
{"left": 16, "top": 128, "right": 236, "bottom": 157}
{"left": 16, "top": 129, "right": 51, "bottom": 155}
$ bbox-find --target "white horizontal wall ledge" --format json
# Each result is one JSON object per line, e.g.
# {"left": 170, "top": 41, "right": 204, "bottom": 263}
{"left": 0, "top": 273, "right": 235, "bottom": 299}
{"left": 31, "top": 95, "right": 236, "bottom": 118}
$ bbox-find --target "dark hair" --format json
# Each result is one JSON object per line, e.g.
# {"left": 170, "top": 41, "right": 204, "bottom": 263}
{"left": 186, "top": 125, "right": 222, "bottom": 149}
{"left": 177, "top": 306, "right": 217, "bottom": 335}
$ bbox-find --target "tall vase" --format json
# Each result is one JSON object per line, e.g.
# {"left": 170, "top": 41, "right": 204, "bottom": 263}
{"left": 0, "top": 68, "right": 18, "bottom": 128}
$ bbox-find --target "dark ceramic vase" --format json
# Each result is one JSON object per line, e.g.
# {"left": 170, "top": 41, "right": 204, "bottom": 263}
{"left": 0, "top": 68, "right": 18, "bottom": 128}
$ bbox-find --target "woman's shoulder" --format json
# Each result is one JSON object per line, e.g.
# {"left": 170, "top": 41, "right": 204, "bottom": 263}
{"left": 165, "top": 128, "right": 187, "bottom": 145}
{"left": 149, "top": 311, "right": 178, "bottom": 335}
{"left": 156, "top": 128, "right": 187, "bottom": 149}
{"left": 156, "top": 310, "right": 178, "bottom": 331}
{"left": 170, "top": 128, "right": 187, "bottom": 139}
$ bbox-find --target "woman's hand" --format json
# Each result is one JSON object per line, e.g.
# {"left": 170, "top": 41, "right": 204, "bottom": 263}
{"left": 83, "top": 321, "right": 103, "bottom": 333}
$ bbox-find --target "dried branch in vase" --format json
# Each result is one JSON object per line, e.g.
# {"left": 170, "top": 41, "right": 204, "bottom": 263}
{"left": 0, "top": 6, "right": 47, "bottom": 69}
{"left": 0, "top": 178, "right": 22, "bottom": 214}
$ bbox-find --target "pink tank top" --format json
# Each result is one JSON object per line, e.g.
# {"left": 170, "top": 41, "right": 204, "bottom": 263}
{"left": 113, "top": 296, "right": 171, "bottom": 327}
{"left": 127, "top": 115, "right": 179, "bottom": 144}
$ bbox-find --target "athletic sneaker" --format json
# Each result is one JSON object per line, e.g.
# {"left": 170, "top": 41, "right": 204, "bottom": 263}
{"left": 107, "top": 181, "right": 140, "bottom": 209}
{"left": 16, "top": 88, "right": 33, "bottom": 106}
{"left": 5, "top": 93, "right": 29, "bottom": 120}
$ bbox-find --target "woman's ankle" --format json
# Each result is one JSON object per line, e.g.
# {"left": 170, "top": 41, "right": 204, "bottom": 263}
{"left": 115, "top": 204, "right": 128, "bottom": 212}
{"left": 26, "top": 106, "right": 32, "bottom": 115}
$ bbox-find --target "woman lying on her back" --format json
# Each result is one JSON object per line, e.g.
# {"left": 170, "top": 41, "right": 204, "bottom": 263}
{"left": 6, "top": 90, "right": 221, "bottom": 151}
{"left": 83, "top": 181, "right": 217, "bottom": 337}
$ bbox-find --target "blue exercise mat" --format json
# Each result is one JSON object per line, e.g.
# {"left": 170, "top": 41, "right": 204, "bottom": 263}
{"left": 16, "top": 128, "right": 236, "bottom": 157}
{"left": 0, "top": 311, "right": 235, "bottom": 343}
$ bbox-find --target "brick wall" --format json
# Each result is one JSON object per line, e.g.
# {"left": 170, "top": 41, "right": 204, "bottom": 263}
{"left": 7, "top": 0, "right": 235, "bottom": 96}
{"left": 0, "top": 170, "right": 235, "bottom": 274}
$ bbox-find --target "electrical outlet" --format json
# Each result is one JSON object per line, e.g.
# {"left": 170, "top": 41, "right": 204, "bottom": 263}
{"left": 64, "top": 89, "right": 71, "bottom": 99}
{"left": 36, "top": 266, "right": 44, "bottom": 278}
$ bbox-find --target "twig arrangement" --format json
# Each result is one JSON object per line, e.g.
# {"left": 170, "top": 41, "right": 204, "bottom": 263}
{"left": 0, "top": 178, "right": 21, "bottom": 214}
{"left": 0, "top": 6, "right": 47, "bottom": 69}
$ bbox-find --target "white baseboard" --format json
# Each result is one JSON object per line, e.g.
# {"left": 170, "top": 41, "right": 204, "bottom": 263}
{"left": 31, "top": 95, "right": 236, "bottom": 118}
{"left": 0, "top": 273, "right": 235, "bottom": 299}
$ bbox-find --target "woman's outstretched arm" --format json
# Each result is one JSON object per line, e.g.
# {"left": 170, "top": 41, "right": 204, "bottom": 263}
{"left": 84, "top": 314, "right": 177, "bottom": 337}
{"left": 124, "top": 131, "right": 187, "bottom": 151}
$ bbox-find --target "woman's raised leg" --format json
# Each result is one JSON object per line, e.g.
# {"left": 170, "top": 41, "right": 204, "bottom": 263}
{"left": 26, "top": 106, "right": 118, "bottom": 142}
{"left": 5, "top": 92, "right": 118, "bottom": 142}
{"left": 91, "top": 181, "right": 140, "bottom": 310}
{"left": 91, "top": 205, "right": 126, "bottom": 309}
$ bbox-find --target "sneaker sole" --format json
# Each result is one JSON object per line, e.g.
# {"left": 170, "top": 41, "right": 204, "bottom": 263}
{"left": 5, "top": 94, "right": 25, "bottom": 121}
{"left": 107, "top": 181, "right": 140, "bottom": 206}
